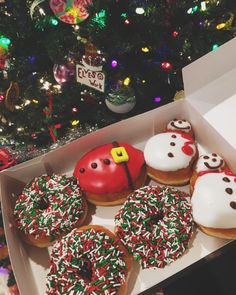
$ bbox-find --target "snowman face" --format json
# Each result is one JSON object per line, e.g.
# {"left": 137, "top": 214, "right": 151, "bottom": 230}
{"left": 144, "top": 132, "right": 197, "bottom": 171}
{"left": 196, "top": 153, "right": 224, "bottom": 172}
{"left": 191, "top": 171, "right": 236, "bottom": 228}
{"left": 167, "top": 119, "right": 191, "bottom": 134}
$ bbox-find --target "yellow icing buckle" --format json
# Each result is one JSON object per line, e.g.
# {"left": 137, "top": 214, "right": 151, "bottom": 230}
{"left": 111, "top": 147, "right": 129, "bottom": 163}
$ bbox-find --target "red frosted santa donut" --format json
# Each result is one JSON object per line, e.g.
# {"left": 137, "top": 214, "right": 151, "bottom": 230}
{"left": 73, "top": 141, "right": 147, "bottom": 206}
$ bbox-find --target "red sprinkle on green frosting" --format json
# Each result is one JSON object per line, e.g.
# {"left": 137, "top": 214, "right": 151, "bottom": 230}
{"left": 115, "top": 186, "right": 193, "bottom": 269}
{"left": 14, "top": 174, "right": 85, "bottom": 240}
{"left": 46, "top": 227, "right": 127, "bottom": 295}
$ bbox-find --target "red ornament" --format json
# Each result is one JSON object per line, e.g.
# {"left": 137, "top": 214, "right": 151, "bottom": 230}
{"left": 161, "top": 61, "right": 173, "bottom": 70}
{"left": 0, "top": 147, "right": 16, "bottom": 171}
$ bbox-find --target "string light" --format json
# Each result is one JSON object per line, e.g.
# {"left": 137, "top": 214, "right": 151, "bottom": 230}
{"left": 161, "top": 61, "right": 173, "bottom": 70}
{"left": 216, "top": 23, "right": 226, "bottom": 30}
{"left": 50, "top": 17, "right": 58, "bottom": 26}
{"left": 123, "top": 77, "right": 131, "bottom": 86}
{"left": 124, "top": 19, "right": 130, "bottom": 25}
{"left": 153, "top": 97, "right": 161, "bottom": 103}
{"left": 201, "top": 1, "right": 207, "bottom": 11}
{"left": 111, "top": 60, "right": 118, "bottom": 68}
{"left": 72, "top": 107, "right": 79, "bottom": 113}
{"left": 135, "top": 7, "right": 145, "bottom": 15}
{"left": 172, "top": 31, "right": 179, "bottom": 38}
{"left": 141, "top": 47, "right": 149, "bottom": 53}
{"left": 71, "top": 119, "right": 80, "bottom": 126}
{"left": 212, "top": 44, "right": 219, "bottom": 50}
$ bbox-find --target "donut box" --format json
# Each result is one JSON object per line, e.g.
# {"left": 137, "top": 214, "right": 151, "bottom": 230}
{"left": 1, "top": 38, "right": 236, "bottom": 294}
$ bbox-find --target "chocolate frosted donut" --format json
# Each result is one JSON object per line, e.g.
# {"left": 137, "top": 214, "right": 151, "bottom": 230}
{"left": 14, "top": 174, "right": 87, "bottom": 247}
{"left": 115, "top": 186, "right": 193, "bottom": 269}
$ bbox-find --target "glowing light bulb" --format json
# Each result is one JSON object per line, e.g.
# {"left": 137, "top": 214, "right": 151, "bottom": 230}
{"left": 123, "top": 77, "right": 131, "bottom": 86}
{"left": 72, "top": 107, "right": 78, "bottom": 113}
{"left": 124, "top": 19, "right": 130, "bottom": 25}
{"left": 153, "top": 97, "right": 161, "bottom": 103}
{"left": 50, "top": 18, "right": 58, "bottom": 26}
{"left": 111, "top": 60, "right": 118, "bottom": 68}
{"left": 161, "top": 61, "right": 173, "bottom": 70}
{"left": 201, "top": 1, "right": 207, "bottom": 11}
{"left": 212, "top": 44, "right": 219, "bottom": 51}
{"left": 216, "top": 23, "right": 226, "bottom": 30}
{"left": 141, "top": 47, "right": 149, "bottom": 53}
{"left": 135, "top": 7, "right": 145, "bottom": 15}
{"left": 172, "top": 31, "right": 179, "bottom": 38}
{"left": 71, "top": 120, "right": 80, "bottom": 126}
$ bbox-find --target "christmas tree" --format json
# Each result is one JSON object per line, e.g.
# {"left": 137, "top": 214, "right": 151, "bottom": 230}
{"left": 0, "top": 0, "right": 236, "bottom": 155}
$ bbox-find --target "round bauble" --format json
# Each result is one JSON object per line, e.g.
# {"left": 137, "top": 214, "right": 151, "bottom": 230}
{"left": 53, "top": 63, "right": 74, "bottom": 84}
{"left": 49, "top": 0, "right": 92, "bottom": 24}
{"left": 105, "top": 99, "right": 136, "bottom": 114}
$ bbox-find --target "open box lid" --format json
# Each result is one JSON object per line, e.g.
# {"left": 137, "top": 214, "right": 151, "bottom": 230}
{"left": 183, "top": 36, "right": 236, "bottom": 115}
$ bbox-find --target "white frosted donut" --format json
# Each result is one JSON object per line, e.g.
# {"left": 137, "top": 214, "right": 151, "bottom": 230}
{"left": 195, "top": 153, "right": 224, "bottom": 173}
{"left": 144, "top": 131, "right": 197, "bottom": 171}
{"left": 167, "top": 119, "right": 192, "bottom": 134}
{"left": 191, "top": 171, "right": 236, "bottom": 228}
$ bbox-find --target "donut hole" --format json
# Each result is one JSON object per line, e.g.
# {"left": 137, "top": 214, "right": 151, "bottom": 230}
{"left": 38, "top": 198, "right": 50, "bottom": 210}
{"left": 145, "top": 211, "right": 164, "bottom": 229}
{"left": 78, "top": 257, "right": 92, "bottom": 281}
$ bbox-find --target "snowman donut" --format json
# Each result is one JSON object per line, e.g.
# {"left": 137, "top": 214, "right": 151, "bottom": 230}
{"left": 191, "top": 170, "right": 236, "bottom": 239}
{"left": 166, "top": 118, "right": 194, "bottom": 138}
{"left": 190, "top": 152, "right": 227, "bottom": 194}
{"left": 144, "top": 131, "right": 198, "bottom": 186}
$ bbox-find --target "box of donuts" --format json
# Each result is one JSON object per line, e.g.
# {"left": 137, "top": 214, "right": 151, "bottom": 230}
{"left": 1, "top": 38, "right": 236, "bottom": 295}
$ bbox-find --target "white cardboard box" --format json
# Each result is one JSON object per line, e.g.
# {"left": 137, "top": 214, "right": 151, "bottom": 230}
{"left": 1, "top": 37, "right": 236, "bottom": 295}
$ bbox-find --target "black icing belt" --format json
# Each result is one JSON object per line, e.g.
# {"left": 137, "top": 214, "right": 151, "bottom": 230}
{"left": 112, "top": 141, "right": 134, "bottom": 190}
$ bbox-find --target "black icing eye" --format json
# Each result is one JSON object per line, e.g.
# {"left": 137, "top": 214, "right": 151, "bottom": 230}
{"left": 103, "top": 159, "right": 110, "bottom": 165}
{"left": 230, "top": 201, "right": 236, "bottom": 209}
{"left": 79, "top": 168, "right": 85, "bottom": 173}
{"left": 173, "top": 118, "right": 178, "bottom": 121}
{"left": 178, "top": 120, "right": 182, "bottom": 124}
{"left": 91, "top": 162, "right": 97, "bottom": 169}
{"left": 212, "top": 153, "right": 217, "bottom": 157}
{"left": 203, "top": 156, "right": 209, "bottom": 159}
{"left": 168, "top": 152, "right": 174, "bottom": 158}
{"left": 171, "top": 134, "right": 177, "bottom": 138}
{"left": 212, "top": 158, "right": 217, "bottom": 162}
{"left": 223, "top": 177, "right": 230, "bottom": 183}
{"left": 183, "top": 119, "right": 187, "bottom": 122}
{"left": 170, "top": 142, "right": 175, "bottom": 146}
{"left": 225, "top": 188, "right": 233, "bottom": 195}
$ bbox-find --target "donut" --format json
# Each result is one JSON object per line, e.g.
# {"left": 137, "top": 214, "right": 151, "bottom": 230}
{"left": 14, "top": 174, "right": 88, "bottom": 247}
{"left": 115, "top": 186, "right": 193, "bottom": 269}
{"left": 191, "top": 170, "right": 236, "bottom": 239}
{"left": 144, "top": 131, "right": 198, "bottom": 185}
{"left": 190, "top": 152, "right": 227, "bottom": 194}
{"left": 73, "top": 141, "right": 147, "bottom": 206}
{"left": 166, "top": 118, "right": 194, "bottom": 138}
{"left": 46, "top": 225, "right": 133, "bottom": 295}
